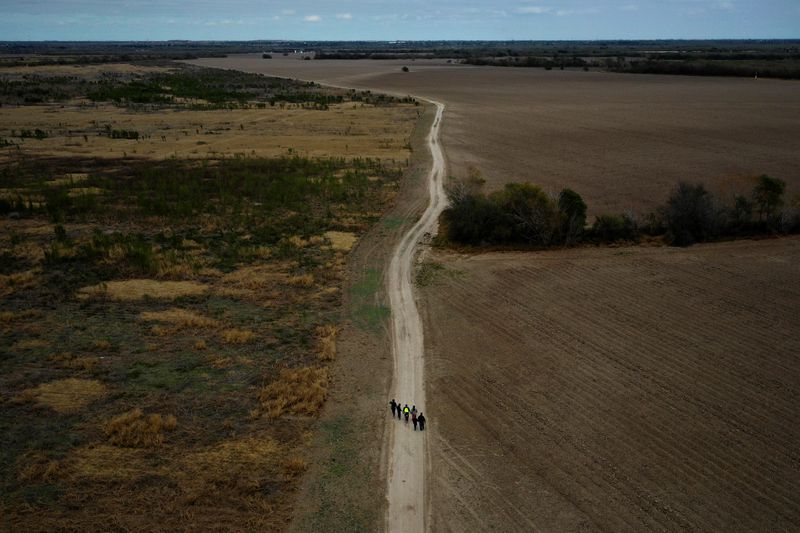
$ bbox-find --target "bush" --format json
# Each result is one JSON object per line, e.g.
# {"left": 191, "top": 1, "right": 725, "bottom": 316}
{"left": 752, "top": 174, "right": 786, "bottom": 229}
{"left": 492, "top": 183, "right": 558, "bottom": 245}
{"left": 591, "top": 213, "right": 639, "bottom": 243}
{"left": 558, "top": 188, "right": 587, "bottom": 244}
{"left": 662, "top": 182, "right": 719, "bottom": 246}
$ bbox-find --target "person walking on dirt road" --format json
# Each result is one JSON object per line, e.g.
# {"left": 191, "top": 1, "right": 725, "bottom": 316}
{"left": 417, "top": 413, "right": 426, "bottom": 431}
{"left": 411, "top": 410, "right": 418, "bottom": 430}
{"left": 390, "top": 399, "right": 398, "bottom": 418}
{"left": 403, "top": 404, "right": 410, "bottom": 423}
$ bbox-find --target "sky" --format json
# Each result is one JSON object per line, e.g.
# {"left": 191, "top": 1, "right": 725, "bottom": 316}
{"left": 1, "top": 0, "right": 798, "bottom": 41}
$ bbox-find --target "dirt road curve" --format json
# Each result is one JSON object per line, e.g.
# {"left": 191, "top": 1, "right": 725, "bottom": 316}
{"left": 386, "top": 101, "right": 446, "bottom": 533}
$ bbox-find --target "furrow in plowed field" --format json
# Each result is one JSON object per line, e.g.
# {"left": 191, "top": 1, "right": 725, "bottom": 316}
{"left": 421, "top": 238, "right": 800, "bottom": 532}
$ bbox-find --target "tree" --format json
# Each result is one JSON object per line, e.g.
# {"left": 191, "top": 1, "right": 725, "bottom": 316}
{"left": 558, "top": 188, "right": 587, "bottom": 244}
{"left": 491, "top": 183, "right": 558, "bottom": 246}
{"left": 752, "top": 174, "right": 786, "bottom": 227}
{"left": 662, "top": 182, "right": 718, "bottom": 246}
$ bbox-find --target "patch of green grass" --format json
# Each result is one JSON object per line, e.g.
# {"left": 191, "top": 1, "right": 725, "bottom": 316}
{"left": 349, "top": 268, "right": 389, "bottom": 331}
{"left": 415, "top": 260, "right": 445, "bottom": 287}
{"left": 349, "top": 268, "right": 382, "bottom": 299}
{"left": 381, "top": 216, "right": 408, "bottom": 230}
{"left": 351, "top": 304, "right": 390, "bottom": 332}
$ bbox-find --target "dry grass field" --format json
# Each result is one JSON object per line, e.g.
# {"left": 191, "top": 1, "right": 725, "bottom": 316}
{"left": 0, "top": 61, "right": 418, "bottom": 531}
{"left": 196, "top": 54, "right": 800, "bottom": 216}
{"left": 0, "top": 103, "right": 416, "bottom": 162}
{"left": 419, "top": 238, "right": 800, "bottom": 531}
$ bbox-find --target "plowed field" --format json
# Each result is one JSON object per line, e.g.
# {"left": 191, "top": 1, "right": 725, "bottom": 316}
{"left": 191, "top": 54, "right": 800, "bottom": 216}
{"left": 420, "top": 238, "right": 800, "bottom": 531}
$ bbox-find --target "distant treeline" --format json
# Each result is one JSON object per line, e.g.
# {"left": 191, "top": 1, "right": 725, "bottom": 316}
{"left": 441, "top": 174, "right": 798, "bottom": 248}
{"left": 607, "top": 58, "right": 800, "bottom": 79}
{"left": 463, "top": 55, "right": 800, "bottom": 79}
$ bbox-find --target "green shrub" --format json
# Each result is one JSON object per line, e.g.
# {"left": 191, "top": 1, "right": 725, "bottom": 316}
{"left": 752, "top": 174, "right": 786, "bottom": 228}
{"left": 662, "top": 183, "right": 719, "bottom": 246}
{"left": 557, "top": 188, "right": 587, "bottom": 244}
{"left": 591, "top": 213, "right": 639, "bottom": 243}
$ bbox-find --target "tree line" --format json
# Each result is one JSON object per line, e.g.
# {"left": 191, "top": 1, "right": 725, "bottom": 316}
{"left": 441, "top": 174, "right": 798, "bottom": 248}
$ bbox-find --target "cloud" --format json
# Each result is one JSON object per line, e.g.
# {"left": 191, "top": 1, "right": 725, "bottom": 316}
{"left": 336, "top": 13, "right": 352, "bottom": 20}
{"left": 515, "top": 6, "right": 551, "bottom": 14}
{"left": 621, "top": 3, "right": 639, "bottom": 11}
{"left": 280, "top": 9, "right": 295, "bottom": 16}
{"left": 303, "top": 14, "right": 321, "bottom": 22}
{"left": 716, "top": 1, "right": 734, "bottom": 10}
{"left": 556, "top": 8, "right": 600, "bottom": 16}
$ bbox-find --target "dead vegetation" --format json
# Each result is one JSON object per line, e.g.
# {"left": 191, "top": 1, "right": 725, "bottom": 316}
{"left": 77, "top": 279, "right": 209, "bottom": 300}
{"left": 18, "top": 378, "right": 108, "bottom": 413}
{"left": 220, "top": 328, "right": 256, "bottom": 344}
{"left": 104, "top": 408, "right": 177, "bottom": 448}
{"left": 258, "top": 366, "right": 330, "bottom": 420}
{"left": 316, "top": 324, "right": 340, "bottom": 361}
{"left": 139, "top": 308, "right": 218, "bottom": 329}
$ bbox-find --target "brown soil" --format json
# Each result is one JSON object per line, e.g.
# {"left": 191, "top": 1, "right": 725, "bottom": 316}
{"left": 419, "top": 238, "right": 800, "bottom": 531}
{"left": 192, "top": 54, "right": 800, "bottom": 216}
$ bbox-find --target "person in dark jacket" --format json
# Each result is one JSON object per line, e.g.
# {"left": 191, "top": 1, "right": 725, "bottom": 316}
{"left": 411, "top": 410, "right": 418, "bottom": 430}
{"left": 390, "top": 399, "right": 398, "bottom": 418}
{"left": 417, "top": 412, "right": 426, "bottom": 431}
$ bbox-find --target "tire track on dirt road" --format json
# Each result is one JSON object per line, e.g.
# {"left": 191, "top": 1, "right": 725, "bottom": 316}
{"left": 386, "top": 100, "right": 446, "bottom": 533}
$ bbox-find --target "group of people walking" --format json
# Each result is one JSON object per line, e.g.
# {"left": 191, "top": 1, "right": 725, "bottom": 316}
{"left": 389, "top": 399, "right": 426, "bottom": 431}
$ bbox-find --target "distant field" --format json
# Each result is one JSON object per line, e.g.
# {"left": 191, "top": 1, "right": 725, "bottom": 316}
{"left": 193, "top": 54, "right": 800, "bottom": 217}
{"left": 419, "top": 238, "right": 800, "bottom": 531}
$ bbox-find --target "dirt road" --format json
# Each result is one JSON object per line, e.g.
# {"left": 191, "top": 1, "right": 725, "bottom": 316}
{"left": 385, "top": 100, "right": 446, "bottom": 532}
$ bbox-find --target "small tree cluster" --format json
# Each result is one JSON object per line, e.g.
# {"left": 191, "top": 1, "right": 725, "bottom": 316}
{"left": 441, "top": 174, "right": 796, "bottom": 248}
{"left": 442, "top": 179, "right": 587, "bottom": 247}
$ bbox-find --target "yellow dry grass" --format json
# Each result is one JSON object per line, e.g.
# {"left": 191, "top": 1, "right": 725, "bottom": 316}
{"left": 48, "top": 352, "right": 99, "bottom": 371}
{"left": 206, "top": 355, "right": 233, "bottom": 369}
{"left": 220, "top": 328, "right": 256, "bottom": 344}
{"left": 45, "top": 173, "right": 89, "bottom": 187}
{"left": 194, "top": 339, "right": 207, "bottom": 350}
{"left": 282, "top": 457, "right": 308, "bottom": 481}
{"left": 258, "top": 366, "right": 329, "bottom": 420}
{"left": 139, "top": 307, "right": 218, "bottom": 329}
{"left": 0, "top": 62, "right": 172, "bottom": 77}
{"left": 16, "top": 452, "right": 62, "bottom": 483}
{"left": 0, "top": 102, "right": 418, "bottom": 162}
{"left": 20, "top": 378, "right": 107, "bottom": 413}
{"left": 287, "top": 273, "right": 315, "bottom": 287}
{"left": 104, "top": 408, "right": 177, "bottom": 448}
{"left": 67, "top": 444, "right": 152, "bottom": 481}
{"left": 90, "top": 339, "right": 111, "bottom": 350}
{"left": 218, "top": 265, "right": 285, "bottom": 290}
{"left": 77, "top": 279, "right": 208, "bottom": 300}
{"left": 324, "top": 231, "right": 358, "bottom": 251}
{"left": 12, "top": 338, "right": 51, "bottom": 350}
{"left": 186, "top": 436, "right": 280, "bottom": 472}
{"left": 0, "top": 269, "right": 39, "bottom": 298}
{"left": 316, "top": 324, "right": 340, "bottom": 361}
{"left": 67, "top": 186, "right": 103, "bottom": 197}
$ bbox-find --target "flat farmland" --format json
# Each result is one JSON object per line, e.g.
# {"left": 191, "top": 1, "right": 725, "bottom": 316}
{"left": 419, "top": 238, "right": 800, "bottom": 531}
{"left": 191, "top": 54, "right": 800, "bottom": 216}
